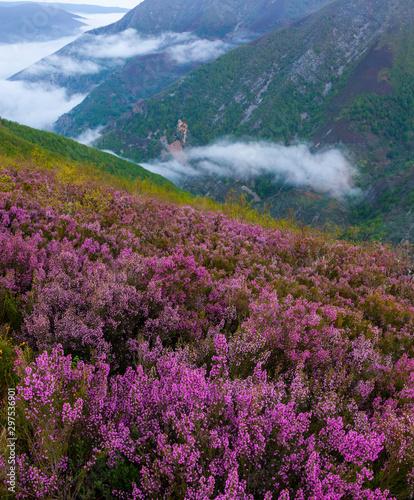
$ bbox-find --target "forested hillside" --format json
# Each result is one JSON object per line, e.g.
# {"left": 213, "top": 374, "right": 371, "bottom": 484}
{"left": 10, "top": 0, "right": 332, "bottom": 137}
{"left": 94, "top": 0, "right": 414, "bottom": 243}
{"left": 97, "top": 0, "right": 411, "bottom": 154}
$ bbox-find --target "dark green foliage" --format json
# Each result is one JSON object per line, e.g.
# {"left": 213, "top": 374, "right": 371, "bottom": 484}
{"left": 86, "top": 457, "right": 141, "bottom": 499}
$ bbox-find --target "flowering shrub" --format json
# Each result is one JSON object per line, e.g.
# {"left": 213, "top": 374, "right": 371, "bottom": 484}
{"left": 0, "top": 163, "right": 414, "bottom": 498}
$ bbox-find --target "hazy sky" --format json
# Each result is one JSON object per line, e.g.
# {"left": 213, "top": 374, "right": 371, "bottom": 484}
{"left": 0, "top": 0, "right": 142, "bottom": 7}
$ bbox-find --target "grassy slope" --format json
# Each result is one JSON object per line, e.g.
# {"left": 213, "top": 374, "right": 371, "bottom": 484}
{"left": 0, "top": 115, "right": 301, "bottom": 234}
{"left": 0, "top": 118, "right": 175, "bottom": 187}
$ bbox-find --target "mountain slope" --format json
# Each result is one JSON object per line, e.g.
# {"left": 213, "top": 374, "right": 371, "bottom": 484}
{"left": 2, "top": 118, "right": 414, "bottom": 499}
{"left": 55, "top": 52, "right": 203, "bottom": 137}
{"left": 0, "top": 3, "right": 85, "bottom": 43}
{"left": 0, "top": 117, "right": 175, "bottom": 188}
{"left": 10, "top": 0, "right": 332, "bottom": 137}
{"left": 109, "top": 0, "right": 331, "bottom": 38}
{"left": 96, "top": 0, "right": 398, "bottom": 155}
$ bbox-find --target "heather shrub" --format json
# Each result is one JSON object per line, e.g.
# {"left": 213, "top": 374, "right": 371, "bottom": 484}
{"left": 5, "top": 346, "right": 110, "bottom": 499}
{"left": 1, "top": 162, "right": 414, "bottom": 498}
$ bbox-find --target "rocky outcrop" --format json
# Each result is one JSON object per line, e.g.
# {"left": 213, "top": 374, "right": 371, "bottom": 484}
{"left": 176, "top": 119, "right": 189, "bottom": 146}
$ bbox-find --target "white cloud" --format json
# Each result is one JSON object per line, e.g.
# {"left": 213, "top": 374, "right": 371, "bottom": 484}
{"left": 21, "top": 30, "right": 176, "bottom": 78}
{"left": 168, "top": 38, "right": 232, "bottom": 64}
{"left": 0, "top": 80, "right": 85, "bottom": 129}
{"left": 76, "top": 28, "right": 167, "bottom": 59}
{"left": 0, "top": 37, "right": 76, "bottom": 79}
{"left": 8, "top": 27, "right": 237, "bottom": 80}
{"left": 142, "top": 157, "right": 200, "bottom": 180}
{"left": 142, "top": 139, "right": 357, "bottom": 197}
{"left": 0, "top": 10, "right": 135, "bottom": 131}
{"left": 0, "top": 12, "right": 128, "bottom": 79}
{"left": 25, "top": 54, "right": 101, "bottom": 76}
{"left": 75, "top": 127, "right": 104, "bottom": 146}
{"left": 24, "top": 29, "right": 231, "bottom": 79}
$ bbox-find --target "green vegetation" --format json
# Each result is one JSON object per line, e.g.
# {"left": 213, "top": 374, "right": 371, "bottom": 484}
{"left": 3, "top": 115, "right": 414, "bottom": 498}
{"left": 55, "top": 0, "right": 334, "bottom": 138}
{"left": 97, "top": 0, "right": 386, "bottom": 159}
{"left": 343, "top": 29, "right": 414, "bottom": 157}
{"left": 0, "top": 118, "right": 174, "bottom": 187}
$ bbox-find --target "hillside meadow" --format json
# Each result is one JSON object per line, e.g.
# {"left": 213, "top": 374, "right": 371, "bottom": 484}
{"left": 1, "top": 136, "right": 414, "bottom": 499}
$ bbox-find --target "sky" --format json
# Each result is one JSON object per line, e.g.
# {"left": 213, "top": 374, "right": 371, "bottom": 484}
{"left": 0, "top": 0, "right": 141, "bottom": 7}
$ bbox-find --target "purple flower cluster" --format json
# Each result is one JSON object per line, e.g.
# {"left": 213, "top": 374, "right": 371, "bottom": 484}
{"left": 1, "top": 165, "right": 414, "bottom": 498}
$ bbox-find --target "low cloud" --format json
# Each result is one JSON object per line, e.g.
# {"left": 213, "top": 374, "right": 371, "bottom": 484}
{"left": 0, "top": 37, "right": 77, "bottom": 79}
{"left": 75, "top": 29, "right": 230, "bottom": 65}
{"left": 25, "top": 54, "right": 101, "bottom": 76}
{"left": 0, "top": 12, "right": 127, "bottom": 78}
{"left": 168, "top": 38, "right": 232, "bottom": 64}
{"left": 0, "top": 12, "right": 138, "bottom": 131}
{"left": 142, "top": 157, "right": 201, "bottom": 180}
{"left": 142, "top": 139, "right": 357, "bottom": 197}
{"left": 76, "top": 29, "right": 167, "bottom": 59}
{"left": 21, "top": 30, "right": 171, "bottom": 78}
{"left": 21, "top": 29, "right": 238, "bottom": 78}
{"left": 75, "top": 127, "right": 104, "bottom": 146}
{"left": 0, "top": 80, "right": 85, "bottom": 130}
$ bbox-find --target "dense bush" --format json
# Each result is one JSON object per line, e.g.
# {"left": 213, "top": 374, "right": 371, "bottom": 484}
{"left": 1, "top": 161, "right": 414, "bottom": 499}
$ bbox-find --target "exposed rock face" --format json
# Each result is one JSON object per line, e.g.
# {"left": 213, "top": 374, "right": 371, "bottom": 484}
{"left": 133, "top": 100, "right": 146, "bottom": 115}
{"left": 176, "top": 119, "right": 189, "bottom": 146}
{"left": 161, "top": 130, "right": 189, "bottom": 165}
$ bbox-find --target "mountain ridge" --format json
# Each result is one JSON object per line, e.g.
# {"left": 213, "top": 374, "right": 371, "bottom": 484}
{"left": 0, "top": 2, "right": 85, "bottom": 43}
{"left": 9, "top": 0, "right": 333, "bottom": 137}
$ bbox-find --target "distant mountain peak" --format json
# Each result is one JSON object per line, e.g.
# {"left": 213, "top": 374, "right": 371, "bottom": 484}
{"left": 0, "top": 2, "right": 86, "bottom": 43}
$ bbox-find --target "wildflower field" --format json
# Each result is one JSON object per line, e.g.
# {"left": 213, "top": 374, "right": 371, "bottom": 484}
{"left": 1, "top": 153, "right": 414, "bottom": 499}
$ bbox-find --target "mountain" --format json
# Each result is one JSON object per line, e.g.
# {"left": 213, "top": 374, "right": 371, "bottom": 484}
{"left": 95, "top": 0, "right": 400, "bottom": 155}
{"left": 107, "top": 0, "right": 331, "bottom": 38}
{"left": 9, "top": 0, "right": 332, "bottom": 136}
{"left": 55, "top": 51, "right": 204, "bottom": 138}
{"left": 0, "top": 3, "right": 85, "bottom": 43}
{"left": 0, "top": 117, "right": 175, "bottom": 188}
{"left": 1, "top": 110, "right": 414, "bottom": 500}
{"left": 93, "top": 0, "right": 414, "bottom": 242}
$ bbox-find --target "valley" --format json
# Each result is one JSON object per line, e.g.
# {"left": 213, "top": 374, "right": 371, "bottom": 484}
{"left": 86, "top": 0, "right": 414, "bottom": 243}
